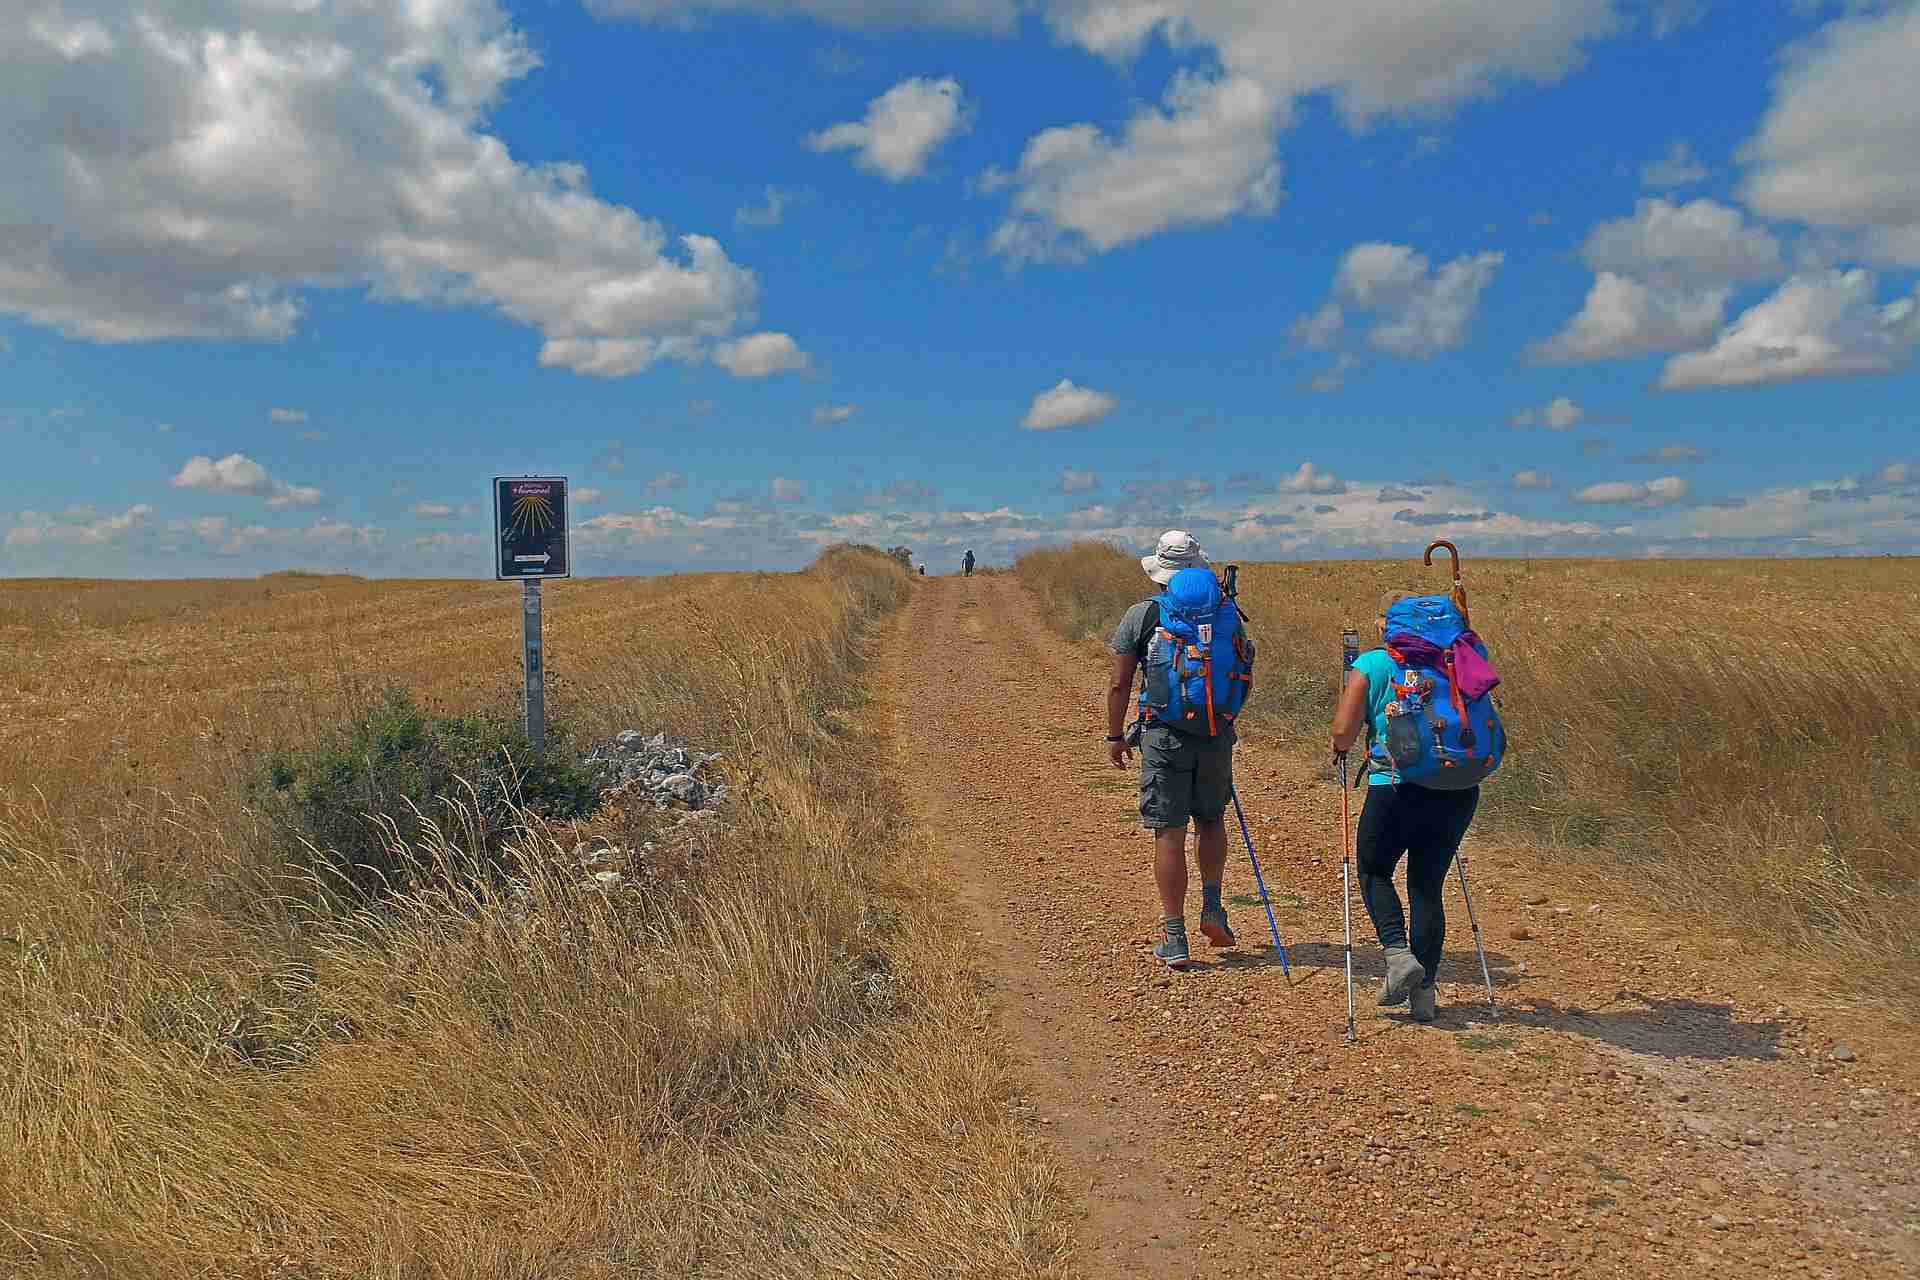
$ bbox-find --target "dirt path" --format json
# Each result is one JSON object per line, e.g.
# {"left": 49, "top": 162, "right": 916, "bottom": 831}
{"left": 874, "top": 575, "right": 1920, "bottom": 1279}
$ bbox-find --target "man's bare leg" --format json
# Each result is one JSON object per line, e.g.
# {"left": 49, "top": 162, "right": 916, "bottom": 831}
{"left": 1194, "top": 814, "right": 1227, "bottom": 890}
{"left": 1194, "top": 814, "right": 1234, "bottom": 945}
{"left": 1154, "top": 825, "right": 1188, "bottom": 919}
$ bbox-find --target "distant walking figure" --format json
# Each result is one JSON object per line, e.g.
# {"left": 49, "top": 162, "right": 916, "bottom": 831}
{"left": 963, "top": 549, "right": 976, "bottom": 576}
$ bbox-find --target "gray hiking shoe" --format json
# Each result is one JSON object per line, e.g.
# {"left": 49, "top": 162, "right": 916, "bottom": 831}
{"left": 1409, "top": 983, "right": 1437, "bottom": 1023}
{"left": 1378, "top": 945, "right": 1424, "bottom": 1007}
{"left": 1154, "top": 921, "right": 1192, "bottom": 970}
{"left": 1199, "top": 903, "right": 1236, "bottom": 948}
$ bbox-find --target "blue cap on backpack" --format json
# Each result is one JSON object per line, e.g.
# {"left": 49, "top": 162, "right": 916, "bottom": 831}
{"left": 1165, "top": 566, "right": 1220, "bottom": 614}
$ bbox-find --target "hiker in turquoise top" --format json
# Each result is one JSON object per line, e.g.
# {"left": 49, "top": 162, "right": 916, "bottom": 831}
{"left": 1348, "top": 645, "right": 1401, "bottom": 787}
{"left": 1331, "top": 590, "right": 1486, "bottom": 1023}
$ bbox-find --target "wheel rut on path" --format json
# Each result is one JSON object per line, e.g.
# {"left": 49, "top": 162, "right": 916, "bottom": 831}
{"left": 877, "top": 576, "right": 1920, "bottom": 1279}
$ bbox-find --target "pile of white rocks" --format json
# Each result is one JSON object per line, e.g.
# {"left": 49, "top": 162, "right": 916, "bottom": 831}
{"left": 584, "top": 729, "right": 729, "bottom": 812}
{"left": 537, "top": 729, "right": 734, "bottom": 897}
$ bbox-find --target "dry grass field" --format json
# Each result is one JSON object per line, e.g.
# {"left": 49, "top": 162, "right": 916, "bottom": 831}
{"left": 0, "top": 549, "right": 1072, "bottom": 1278}
{"left": 1018, "top": 543, "right": 1920, "bottom": 1012}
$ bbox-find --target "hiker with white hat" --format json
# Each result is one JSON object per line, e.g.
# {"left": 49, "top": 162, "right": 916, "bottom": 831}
{"left": 1105, "top": 531, "right": 1256, "bottom": 969}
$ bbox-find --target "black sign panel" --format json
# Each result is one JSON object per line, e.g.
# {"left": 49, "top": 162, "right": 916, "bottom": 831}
{"left": 493, "top": 476, "right": 570, "bottom": 579}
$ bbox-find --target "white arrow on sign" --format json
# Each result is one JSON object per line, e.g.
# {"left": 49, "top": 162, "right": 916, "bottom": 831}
{"left": 513, "top": 553, "right": 551, "bottom": 564}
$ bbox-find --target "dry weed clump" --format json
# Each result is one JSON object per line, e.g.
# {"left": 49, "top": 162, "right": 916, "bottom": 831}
{"left": 1, "top": 546, "right": 1072, "bottom": 1278}
{"left": 1017, "top": 543, "right": 1920, "bottom": 1007}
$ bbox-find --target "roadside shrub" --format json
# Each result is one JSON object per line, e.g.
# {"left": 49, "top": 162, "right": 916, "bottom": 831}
{"left": 254, "top": 687, "right": 601, "bottom": 899}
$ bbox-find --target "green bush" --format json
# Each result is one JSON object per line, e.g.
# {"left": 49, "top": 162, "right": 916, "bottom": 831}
{"left": 254, "top": 688, "right": 602, "bottom": 900}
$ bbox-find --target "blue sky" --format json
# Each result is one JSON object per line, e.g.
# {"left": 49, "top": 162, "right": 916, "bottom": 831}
{"left": 3, "top": 0, "right": 1917, "bottom": 576}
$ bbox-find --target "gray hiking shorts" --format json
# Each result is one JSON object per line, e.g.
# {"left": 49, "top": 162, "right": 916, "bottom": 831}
{"left": 1139, "top": 723, "right": 1234, "bottom": 831}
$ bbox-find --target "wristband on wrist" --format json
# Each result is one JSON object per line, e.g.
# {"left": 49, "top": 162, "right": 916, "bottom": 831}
{"left": 1104, "top": 734, "right": 1124, "bottom": 742}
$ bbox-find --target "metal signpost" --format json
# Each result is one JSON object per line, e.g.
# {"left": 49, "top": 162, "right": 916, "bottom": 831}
{"left": 493, "top": 476, "right": 571, "bottom": 759}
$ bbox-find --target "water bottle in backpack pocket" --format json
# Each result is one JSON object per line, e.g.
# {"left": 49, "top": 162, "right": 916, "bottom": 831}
{"left": 1136, "top": 567, "right": 1253, "bottom": 736}
{"left": 1374, "top": 594, "right": 1507, "bottom": 789}
{"left": 1384, "top": 670, "right": 1432, "bottom": 765}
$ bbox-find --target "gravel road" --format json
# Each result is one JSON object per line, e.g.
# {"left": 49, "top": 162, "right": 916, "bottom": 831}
{"left": 873, "top": 575, "right": 1919, "bottom": 1279}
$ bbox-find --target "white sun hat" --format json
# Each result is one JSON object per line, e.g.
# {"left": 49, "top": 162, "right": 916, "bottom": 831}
{"left": 1140, "top": 529, "right": 1210, "bottom": 585}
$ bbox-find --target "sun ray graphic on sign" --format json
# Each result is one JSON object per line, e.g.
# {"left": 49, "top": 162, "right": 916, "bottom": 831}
{"left": 507, "top": 492, "right": 556, "bottom": 538}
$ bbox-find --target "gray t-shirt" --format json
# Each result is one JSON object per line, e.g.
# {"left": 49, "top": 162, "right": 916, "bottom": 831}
{"left": 1108, "top": 599, "right": 1161, "bottom": 660}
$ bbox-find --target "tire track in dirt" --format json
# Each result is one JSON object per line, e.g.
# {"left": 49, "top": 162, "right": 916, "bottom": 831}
{"left": 877, "top": 575, "right": 1919, "bottom": 1279}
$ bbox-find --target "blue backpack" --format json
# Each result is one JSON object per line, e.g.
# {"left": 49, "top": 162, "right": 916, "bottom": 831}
{"left": 1138, "top": 567, "right": 1253, "bottom": 737}
{"left": 1369, "top": 594, "right": 1506, "bottom": 789}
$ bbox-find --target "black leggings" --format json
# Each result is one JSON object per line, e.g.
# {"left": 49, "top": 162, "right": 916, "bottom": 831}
{"left": 1355, "top": 782, "right": 1479, "bottom": 985}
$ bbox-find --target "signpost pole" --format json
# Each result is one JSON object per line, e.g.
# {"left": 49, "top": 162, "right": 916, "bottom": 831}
{"left": 522, "top": 577, "right": 545, "bottom": 760}
{"left": 496, "top": 474, "right": 566, "bottom": 762}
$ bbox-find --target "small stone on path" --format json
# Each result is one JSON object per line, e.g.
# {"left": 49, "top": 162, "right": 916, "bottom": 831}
{"left": 1829, "top": 1044, "right": 1858, "bottom": 1063}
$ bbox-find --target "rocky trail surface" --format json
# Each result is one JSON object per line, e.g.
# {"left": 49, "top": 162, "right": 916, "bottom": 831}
{"left": 872, "top": 576, "right": 1919, "bottom": 1279}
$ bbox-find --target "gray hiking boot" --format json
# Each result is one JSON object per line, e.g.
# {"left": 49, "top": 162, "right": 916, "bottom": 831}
{"left": 1199, "top": 903, "right": 1236, "bottom": 948}
{"left": 1154, "top": 920, "right": 1192, "bottom": 971}
{"left": 1378, "top": 944, "right": 1425, "bottom": 1007}
{"left": 1409, "top": 983, "right": 1437, "bottom": 1023}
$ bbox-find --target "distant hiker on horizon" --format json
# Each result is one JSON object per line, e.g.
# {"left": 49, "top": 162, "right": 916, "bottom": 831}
{"left": 1330, "top": 590, "right": 1502, "bottom": 1022}
{"left": 963, "top": 549, "right": 976, "bottom": 576}
{"left": 1106, "top": 531, "right": 1255, "bottom": 970}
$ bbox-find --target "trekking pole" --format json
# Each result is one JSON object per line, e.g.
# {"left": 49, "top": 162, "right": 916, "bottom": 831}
{"left": 1217, "top": 563, "right": 1288, "bottom": 977}
{"left": 1337, "top": 751, "right": 1356, "bottom": 1043}
{"left": 1337, "top": 625, "right": 1360, "bottom": 1043}
{"left": 1453, "top": 849, "right": 1498, "bottom": 1018}
{"left": 1229, "top": 787, "right": 1290, "bottom": 978}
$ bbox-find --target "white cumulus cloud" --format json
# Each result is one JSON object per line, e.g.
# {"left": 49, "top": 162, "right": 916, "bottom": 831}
{"left": 1021, "top": 379, "right": 1119, "bottom": 430}
{"left": 171, "top": 453, "right": 324, "bottom": 508}
{"left": 1571, "top": 476, "right": 1689, "bottom": 506}
{"left": 1055, "top": 468, "right": 1099, "bottom": 494}
{"left": 714, "top": 332, "right": 810, "bottom": 379}
{"left": 269, "top": 407, "right": 309, "bottom": 424}
{"left": 1531, "top": 272, "right": 1731, "bottom": 364}
{"left": 1288, "top": 301, "right": 1344, "bottom": 350}
{"left": 5, "top": 504, "right": 154, "bottom": 548}
{"left": 812, "top": 403, "right": 859, "bottom": 425}
{"left": 1641, "top": 140, "right": 1710, "bottom": 189}
{"left": 585, "top": 1, "right": 1020, "bottom": 32}
{"left": 1738, "top": 1, "right": 1920, "bottom": 266}
{"left": 734, "top": 186, "right": 802, "bottom": 229}
{"left": 1580, "top": 198, "right": 1783, "bottom": 290}
{"left": 1317, "top": 242, "right": 1504, "bottom": 358}
{"left": 988, "top": 72, "right": 1281, "bottom": 261}
{"left": 1511, "top": 469, "right": 1556, "bottom": 490}
{"left": 771, "top": 476, "right": 807, "bottom": 503}
{"left": 1043, "top": 1, "right": 1621, "bottom": 126}
{"left": 806, "top": 77, "right": 970, "bottom": 181}
{"left": 1659, "top": 270, "right": 1920, "bottom": 389}
{"left": 0, "top": 0, "right": 766, "bottom": 377}
{"left": 1532, "top": 198, "right": 1787, "bottom": 364}
{"left": 1276, "top": 461, "right": 1346, "bottom": 495}
{"left": 1509, "top": 396, "right": 1585, "bottom": 430}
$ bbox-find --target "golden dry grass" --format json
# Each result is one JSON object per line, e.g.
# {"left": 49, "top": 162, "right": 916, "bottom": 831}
{"left": 1018, "top": 541, "right": 1920, "bottom": 1010}
{"left": 1, "top": 548, "right": 1073, "bottom": 1278}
